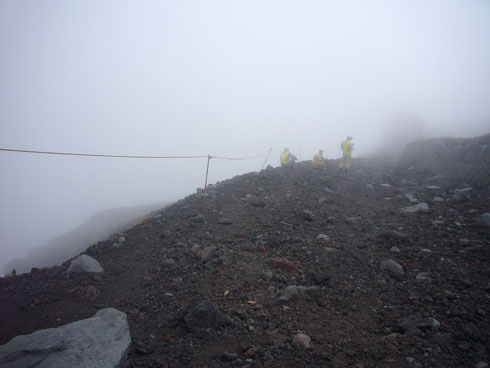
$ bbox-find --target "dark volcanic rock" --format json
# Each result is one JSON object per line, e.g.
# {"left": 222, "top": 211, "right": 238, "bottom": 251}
{"left": 217, "top": 218, "right": 233, "bottom": 225}
{"left": 184, "top": 301, "right": 232, "bottom": 333}
{"left": 189, "top": 214, "right": 205, "bottom": 223}
{"left": 250, "top": 197, "right": 266, "bottom": 207}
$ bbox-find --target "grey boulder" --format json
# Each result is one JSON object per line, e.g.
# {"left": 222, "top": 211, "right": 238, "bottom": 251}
{"left": 0, "top": 308, "right": 130, "bottom": 368}
{"left": 68, "top": 254, "right": 103, "bottom": 274}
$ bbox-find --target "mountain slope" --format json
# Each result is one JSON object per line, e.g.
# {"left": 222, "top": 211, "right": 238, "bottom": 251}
{"left": 1, "top": 159, "right": 489, "bottom": 367}
{"left": 3, "top": 203, "right": 167, "bottom": 275}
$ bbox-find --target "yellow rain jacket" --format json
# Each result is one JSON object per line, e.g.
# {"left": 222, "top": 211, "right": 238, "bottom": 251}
{"left": 281, "top": 151, "right": 291, "bottom": 165}
{"left": 312, "top": 152, "right": 325, "bottom": 167}
{"left": 341, "top": 140, "right": 353, "bottom": 157}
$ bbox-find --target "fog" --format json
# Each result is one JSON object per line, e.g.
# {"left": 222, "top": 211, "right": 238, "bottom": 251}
{"left": 1, "top": 1, "right": 489, "bottom": 274}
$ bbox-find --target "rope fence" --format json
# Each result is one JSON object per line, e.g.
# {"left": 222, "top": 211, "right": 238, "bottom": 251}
{"left": 1, "top": 146, "right": 331, "bottom": 197}
{"left": 0, "top": 147, "right": 273, "bottom": 197}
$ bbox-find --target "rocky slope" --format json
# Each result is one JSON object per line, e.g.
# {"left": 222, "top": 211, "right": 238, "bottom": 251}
{"left": 3, "top": 203, "right": 167, "bottom": 275}
{"left": 0, "top": 159, "right": 489, "bottom": 368}
{"left": 399, "top": 133, "right": 490, "bottom": 187}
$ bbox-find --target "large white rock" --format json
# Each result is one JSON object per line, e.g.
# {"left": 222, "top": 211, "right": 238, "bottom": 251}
{"left": 0, "top": 308, "right": 130, "bottom": 368}
{"left": 68, "top": 254, "right": 103, "bottom": 273}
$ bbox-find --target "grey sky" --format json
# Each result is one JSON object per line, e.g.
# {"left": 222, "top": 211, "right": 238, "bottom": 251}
{"left": 1, "top": 1, "right": 489, "bottom": 273}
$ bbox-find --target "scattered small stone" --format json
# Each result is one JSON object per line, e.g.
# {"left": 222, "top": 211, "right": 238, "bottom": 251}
{"left": 316, "top": 234, "right": 330, "bottom": 242}
{"left": 454, "top": 187, "right": 472, "bottom": 192}
{"left": 135, "top": 339, "right": 155, "bottom": 355}
{"left": 379, "top": 259, "right": 403, "bottom": 275}
{"left": 232, "top": 358, "right": 245, "bottom": 366}
{"left": 449, "top": 194, "right": 468, "bottom": 204}
{"left": 292, "top": 333, "right": 311, "bottom": 348}
{"left": 218, "top": 218, "right": 233, "bottom": 225}
{"left": 430, "top": 318, "right": 441, "bottom": 328}
{"left": 184, "top": 301, "right": 232, "bottom": 333}
{"left": 379, "top": 230, "right": 410, "bottom": 241}
{"left": 221, "top": 352, "right": 238, "bottom": 361}
{"left": 246, "top": 346, "right": 258, "bottom": 357}
{"left": 390, "top": 246, "right": 400, "bottom": 253}
{"left": 401, "top": 203, "right": 429, "bottom": 213}
{"left": 250, "top": 197, "right": 266, "bottom": 207}
{"left": 189, "top": 214, "right": 205, "bottom": 223}
{"left": 160, "top": 230, "right": 172, "bottom": 239}
{"left": 480, "top": 212, "right": 490, "bottom": 227}
{"left": 433, "top": 197, "right": 444, "bottom": 202}
{"left": 381, "top": 333, "right": 402, "bottom": 341}
{"left": 302, "top": 210, "right": 314, "bottom": 222}
{"left": 277, "top": 285, "right": 319, "bottom": 303}
{"left": 475, "top": 362, "right": 489, "bottom": 368}
{"left": 266, "top": 258, "right": 298, "bottom": 272}
{"left": 272, "top": 338, "right": 286, "bottom": 349}
{"left": 405, "top": 193, "right": 418, "bottom": 203}
{"left": 318, "top": 197, "right": 327, "bottom": 204}
{"left": 415, "top": 272, "right": 432, "bottom": 282}
{"left": 263, "top": 351, "right": 274, "bottom": 364}
{"left": 198, "top": 246, "right": 217, "bottom": 263}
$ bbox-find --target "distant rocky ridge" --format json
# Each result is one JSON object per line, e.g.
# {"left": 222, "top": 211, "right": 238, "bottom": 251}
{"left": 399, "top": 133, "right": 490, "bottom": 187}
{"left": 3, "top": 203, "right": 169, "bottom": 275}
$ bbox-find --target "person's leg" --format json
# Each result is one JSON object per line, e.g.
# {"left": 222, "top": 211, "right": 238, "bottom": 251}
{"left": 345, "top": 155, "right": 351, "bottom": 170}
{"left": 339, "top": 155, "right": 345, "bottom": 170}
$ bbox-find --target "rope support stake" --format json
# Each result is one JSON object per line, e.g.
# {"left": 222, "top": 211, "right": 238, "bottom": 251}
{"left": 261, "top": 148, "right": 273, "bottom": 170}
{"left": 203, "top": 154, "right": 212, "bottom": 198}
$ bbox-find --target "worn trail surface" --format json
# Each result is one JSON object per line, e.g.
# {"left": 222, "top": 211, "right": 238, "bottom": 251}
{"left": 1, "top": 160, "right": 489, "bottom": 367}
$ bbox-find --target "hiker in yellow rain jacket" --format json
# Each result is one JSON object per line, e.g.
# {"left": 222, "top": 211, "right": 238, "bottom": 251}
{"left": 312, "top": 150, "right": 326, "bottom": 168}
{"left": 281, "top": 148, "right": 297, "bottom": 167}
{"left": 339, "top": 136, "right": 354, "bottom": 172}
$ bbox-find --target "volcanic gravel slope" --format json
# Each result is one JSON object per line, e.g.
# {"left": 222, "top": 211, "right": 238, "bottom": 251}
{"left": 1, "top": 160, "right": 489, "bottom": 368}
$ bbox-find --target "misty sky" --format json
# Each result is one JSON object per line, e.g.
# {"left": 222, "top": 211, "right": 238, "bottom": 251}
{"left": 1, "top": 1, "right": 489, "bottom": 273}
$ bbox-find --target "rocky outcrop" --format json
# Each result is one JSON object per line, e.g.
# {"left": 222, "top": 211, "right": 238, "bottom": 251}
{"left": 0, "top": 308, "right": 130, "bottom": 368}
{"left": 399, "top": 134, "right": 490, "bottom": 187}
